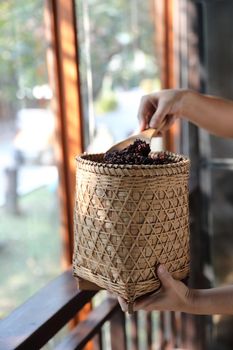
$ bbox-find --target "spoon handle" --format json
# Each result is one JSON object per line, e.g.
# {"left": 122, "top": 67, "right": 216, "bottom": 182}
{"left": 140, "top": 119, "right": 166, "bottom": 142}
{"left": 139, "top": 128, "right": 158, "bottom": 142}
{"left": 107, "top": 121, "right": 166, "bottom": 153}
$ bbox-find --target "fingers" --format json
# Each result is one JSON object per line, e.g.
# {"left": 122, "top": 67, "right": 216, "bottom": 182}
{"left": 134, "top": 288, "right": 162, "bottom": 312}
{"left": 139, "top": 115, "right": 149, "bottom": 131}
{"left": 118, "top": 294, "right": 157, "bottom": 313}
{"left": 149, "top": 104, "right": 169, "bottom": 129}
{"left": 137, "top": 95, "right": 158, "bottom": 130}
{"left": 117, "top": 296, "right": 129, "bottom": 312}
{"left": 138, "top": 91, "right": 181, "bottom": 132}
{"left": 157, "top": 265, "right": 174, "bottom": 289}
{"left": 132, "top": 265, "right": 175, "bottom": 312}
{"left": 137, "top": 94, "right": 172, "bottom": 131}
{"left": 163, "top": 115, "right": 177, "bottom": 131}
{"left": 117, "top": 266, "right": 175, "bottom": 313}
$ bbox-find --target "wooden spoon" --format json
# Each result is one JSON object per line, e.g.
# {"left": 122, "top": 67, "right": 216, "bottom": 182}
{"left": 107, "top": 127, "right": 162, "bottom": 153}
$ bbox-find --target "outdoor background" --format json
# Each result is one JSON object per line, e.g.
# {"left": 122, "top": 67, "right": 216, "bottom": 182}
{"left": 0, "top": 0, "right": 162, "bottom": 322}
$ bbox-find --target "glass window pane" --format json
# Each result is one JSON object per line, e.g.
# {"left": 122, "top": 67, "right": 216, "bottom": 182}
{"left": 210, "top": 135, "right": 233, "bottom": 159}
{"left": 210, "top": 169, "right": 233, "bottom": 286}
{"left": 76, "top": 0, "right": 162, "bottom": 152}
{"left": 0, "top": 0, "right": 62, "bottom": 318}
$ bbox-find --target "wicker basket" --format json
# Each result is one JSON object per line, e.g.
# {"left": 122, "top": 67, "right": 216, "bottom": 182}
{"left": 73, "top": 152, "right": 190, "bottom": 307}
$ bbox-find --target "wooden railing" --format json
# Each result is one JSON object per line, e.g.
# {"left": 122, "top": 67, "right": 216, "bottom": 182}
{"left": 0, "top": 268, "right": 127, "bottom": 350}
{"left": 0, "top": 268, "right": 199, "bottom": 350}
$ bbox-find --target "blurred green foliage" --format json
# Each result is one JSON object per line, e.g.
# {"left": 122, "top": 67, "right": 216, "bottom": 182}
{"left": 76, "top": 0, "right": 158, "bottom": 100}
{"left": 0, "top": 1, "right": 47, "bottom": 112}
{"left": 95, "top": 91, "right": 118, "bottom": 114}
{"left": 0, "top": 186, "right": 60, "bottom": 319}
{"left": 0, "top": 0, "right": 158, "bottom": 116}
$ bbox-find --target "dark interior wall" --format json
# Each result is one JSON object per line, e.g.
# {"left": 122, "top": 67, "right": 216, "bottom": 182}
{"left": 201, "top": 0, "right": 233, "bottom": 273}
{"left": 204, "top": 0, "right": 233, "bottom": 99}
{"left": 178, "top": 1, "right": 233, "bottom": 348}
{"left": 192, "top": 1, "right": 233, "bottom": 349}
{"left": 201, "top": 0, "right": 233, "bottom": 156}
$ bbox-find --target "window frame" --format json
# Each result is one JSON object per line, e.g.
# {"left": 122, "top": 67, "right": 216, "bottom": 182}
{"left": 45, "top": 0, "right": 84, "bottom": 266}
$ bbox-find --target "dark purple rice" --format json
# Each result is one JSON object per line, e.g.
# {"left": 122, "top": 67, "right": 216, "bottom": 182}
{"left": 104, "top": 139, "right": 174, "bottom": 165}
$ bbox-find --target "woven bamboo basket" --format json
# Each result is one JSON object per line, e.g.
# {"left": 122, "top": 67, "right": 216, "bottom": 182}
{"left": 73, "top": 152, "right": 190, "bottom": 308}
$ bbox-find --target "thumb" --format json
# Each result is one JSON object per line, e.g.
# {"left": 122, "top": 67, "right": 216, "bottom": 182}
{"left": 139, "top": 118, "right": 148, "bottom": 131}
{"left": 149, "top": 104, "right": 168, "bottom": 129}
{"left": 157, "top": 265, "right": 174, "bottom": 289}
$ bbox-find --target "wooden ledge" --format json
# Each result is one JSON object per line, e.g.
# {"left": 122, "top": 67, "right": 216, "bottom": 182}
{"left": 0, "top": 268, "right": 97, "bottom": 350}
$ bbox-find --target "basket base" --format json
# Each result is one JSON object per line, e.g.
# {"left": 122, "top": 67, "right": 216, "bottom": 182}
{"left": 76, "top": 276, "right": 103, "bottom": 291}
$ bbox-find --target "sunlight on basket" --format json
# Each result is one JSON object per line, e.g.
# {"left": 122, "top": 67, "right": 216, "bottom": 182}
{"left": 73, "top": 152, "right": 190, "bottom": 309}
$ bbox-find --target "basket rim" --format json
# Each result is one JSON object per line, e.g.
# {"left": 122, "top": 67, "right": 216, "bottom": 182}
{"left": 75, "top": 151, "right": 190, "bottom": 170}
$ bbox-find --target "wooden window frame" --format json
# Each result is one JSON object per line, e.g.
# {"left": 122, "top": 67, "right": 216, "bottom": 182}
{"left": 46, "top": 0, "right": 177, "bottom": 268}
{"left": 153, "top": 0, "right": 177, "bottom": 152}
{"left": 45, "top": 0, "right": 84, "bottom": 267}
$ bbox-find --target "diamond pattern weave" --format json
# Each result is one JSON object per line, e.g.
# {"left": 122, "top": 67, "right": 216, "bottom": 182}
{"left": 73, "top": 152, "right": 190, "bottom": 303}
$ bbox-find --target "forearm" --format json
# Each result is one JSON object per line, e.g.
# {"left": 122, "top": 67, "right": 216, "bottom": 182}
{"left": 182, "top": 90, "right": 233, "bottom": 138}
{"left": 188, "top": 285, "right": 233, "bottom": 315}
